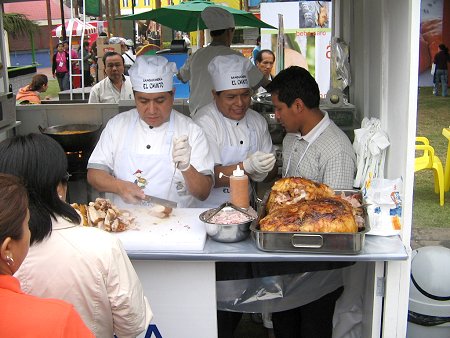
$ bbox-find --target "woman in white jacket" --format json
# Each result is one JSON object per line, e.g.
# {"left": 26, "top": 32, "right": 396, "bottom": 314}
{"left": 0, "top": 133, "right": 152, "bottom": 338}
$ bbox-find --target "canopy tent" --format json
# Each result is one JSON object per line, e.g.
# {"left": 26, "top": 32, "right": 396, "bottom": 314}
{"left": 51, "top": 18, "right": 97, "bottom": 38}
{"left": 117, "top": 0, "right": 275, "bottom": 32}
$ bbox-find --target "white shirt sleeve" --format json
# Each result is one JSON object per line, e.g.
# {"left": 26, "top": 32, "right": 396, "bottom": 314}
{"left": 88, "top": 116, "right": 121, "bottom": 172}
{"left": 88, "top": 83, "right": 101, "bottom": 103}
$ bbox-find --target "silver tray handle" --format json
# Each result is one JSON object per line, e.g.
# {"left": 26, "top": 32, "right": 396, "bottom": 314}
{"left": 291, "top": 234, "right": 324, "bottom": 248}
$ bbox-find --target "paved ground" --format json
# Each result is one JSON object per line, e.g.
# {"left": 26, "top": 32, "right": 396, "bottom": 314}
{"left": 411, "top": 226, "right": 450, "bottom": 250}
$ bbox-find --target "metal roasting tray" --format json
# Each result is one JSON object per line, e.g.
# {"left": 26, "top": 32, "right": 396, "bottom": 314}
{"left": 251, "top": 190, "right": 369, "bottom": 254}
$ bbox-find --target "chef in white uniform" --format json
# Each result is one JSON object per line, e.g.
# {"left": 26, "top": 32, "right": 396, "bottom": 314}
{"left": 193, "top": 54, "right": 276, "bottom": 208}
{"left": 87, "top": 55, "right": 214, "bottom": 207}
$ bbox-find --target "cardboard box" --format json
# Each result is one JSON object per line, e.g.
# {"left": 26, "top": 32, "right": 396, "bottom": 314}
{"left": 98, "top": 44, "right": 122, "bottom": 58}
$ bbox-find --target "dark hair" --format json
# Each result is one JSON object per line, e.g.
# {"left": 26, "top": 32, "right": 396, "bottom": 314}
{"left": 28, "top": 74, "right": 48, "bottom": 91}
{"left": 210, "top": 27, "right": 234, "bottom": 37}
{"left": 266, "top": 66, "right": 320, "bottom": 108}
{"left": 0, "top": 134, "right": 80, "bottom": 244}
{"left": 56, "top": 42, "right": 64, "bottom": 49}
{"left": 0, "top": 174, "right": 28, "bottom": 244}
{"left": 439, "top": 44, "right": 449, "bottom": 54}
{"left": 102, "top": 51, "right": 125, "bottom": 66}
{"left": 255, "top": 49, "right": 275, "bottom": 64}
{"left": 256, "top": 36, "right": 261, "bottom": 44}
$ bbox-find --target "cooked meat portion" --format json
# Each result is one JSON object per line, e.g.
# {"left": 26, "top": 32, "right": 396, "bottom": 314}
{"left": 266, "top": 177, "right": 335, "bottom": 212}
{"left": 260, "top": 197, "right": 358, "bottom": 233}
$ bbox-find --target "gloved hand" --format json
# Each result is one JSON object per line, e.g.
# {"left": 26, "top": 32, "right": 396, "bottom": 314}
{"left": 243, "top": 151, "right": 276, "bottom": 175}
{"left": 172, "top": 135, "right": 191, "bottom": 171}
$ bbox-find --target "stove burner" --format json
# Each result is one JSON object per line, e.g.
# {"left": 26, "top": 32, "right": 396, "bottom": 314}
{"left": 66, "top": 150, "right": 90, "bottom": 179}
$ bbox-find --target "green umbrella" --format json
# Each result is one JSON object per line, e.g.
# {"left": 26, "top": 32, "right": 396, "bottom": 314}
{"left": 116, "top": 0, "right": 275, "bottom": 32}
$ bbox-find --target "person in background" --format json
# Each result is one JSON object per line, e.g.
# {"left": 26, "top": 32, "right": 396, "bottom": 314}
{"left": 193, "top": 54, "right": 276, "bottom": 208}
{"left": 78, "top": 41, "right": 94, "bottom": 87}
{"left": 433, "top": 43, "right": 450, "bottom": 97}
{"left": 251, "top": 35, "right": 261, "bottom": 64}
{"left": 0, "top": 134, "right": 153, "bottom": 338}
{"left": 16, "top": 74, "right": 49, "bottom": 104}
{"left": 265, "top": 66, "right": 356, "bottom": 338}
{"left": 0, "top": 173, "right": 95, "bottom": 338}
{"left": 88, "top": 51, "right": 134, "bottom": 103}
{"left": 87, "top": 55, "right": 214, "bottom": 207}
{"left": 63, "top": 40, "right": 80, "bottom": 88}
{"left": 193, "top": 54, "right": 276, "bottom": 338}
{"left": 255, "top": 49, "right": 275, "bottom": 94}
{"left": 52, "top": 42, "right": 70, "bottom": 91}
{"left": 122, "top": 38, "right": 136, "bottom": 76}
{"left": 178, "top": 7, "right": 267, "bottom": 116}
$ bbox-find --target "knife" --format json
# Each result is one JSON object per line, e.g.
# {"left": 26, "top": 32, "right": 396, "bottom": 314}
{"left": 143, "top": 195, "right": 178, "bottom": 209}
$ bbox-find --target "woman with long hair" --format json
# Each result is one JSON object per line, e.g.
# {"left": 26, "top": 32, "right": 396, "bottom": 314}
{"left": 0, "top": 134, "right": 152, "bottom": 338}
{"left": 16, "top": 74, "right": 49, "bottom": 104}
{"left": 0, "top": 173, "right": 94, "bottom": 337}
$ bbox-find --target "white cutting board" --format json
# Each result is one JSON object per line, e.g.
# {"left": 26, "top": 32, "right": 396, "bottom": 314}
{"left": 113, "top": 207, "right": 207, "bottom": 251}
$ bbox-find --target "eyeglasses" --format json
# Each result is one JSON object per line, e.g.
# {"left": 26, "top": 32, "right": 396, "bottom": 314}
{"left": 62, "top": 172, "right": 72, "bottom": 182}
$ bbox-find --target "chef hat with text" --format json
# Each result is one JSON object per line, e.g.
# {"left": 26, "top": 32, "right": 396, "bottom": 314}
{"left": 208, "top": 54, "right": 253, "bottom": 91}
{"left": 201, "top": 7, "right": 235, "bottom": 31}
{"left": 129, "top": 55, "right": 177, "bottom": 93}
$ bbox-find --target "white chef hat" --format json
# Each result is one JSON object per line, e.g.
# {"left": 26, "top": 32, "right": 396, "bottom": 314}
{"left": 129, "top": 55, "right": 177, "bottom": 93}
{"left": 201, "top": 7, "right": 235, "bottom": 31}
{"left": 208, "top": 54, "right": 252, "bottom": 92}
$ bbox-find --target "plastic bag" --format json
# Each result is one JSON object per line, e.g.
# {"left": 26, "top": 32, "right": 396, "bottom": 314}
{"left": 331, "top": 37, "right": 351, "bottom": 91}
{"left": 363, "top": 177, "right": 402, "bottom": 236}
{"left": 431, "top": 63, "right": 436, "bottom": 76}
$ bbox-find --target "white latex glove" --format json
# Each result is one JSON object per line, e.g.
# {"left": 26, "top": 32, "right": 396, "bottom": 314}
{"left": 172, "top": 135, "right": 191, "bottom": 171}
{"left": 243, "top": 151, "right": 276, "bottom": 175}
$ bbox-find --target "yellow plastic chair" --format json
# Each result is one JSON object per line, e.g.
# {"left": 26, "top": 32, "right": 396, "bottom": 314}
{"left": 414, "top": 136, "right": 445, "bottom": 206}
{"left": 442, "top": 128, "right": 450, "bottom": 192}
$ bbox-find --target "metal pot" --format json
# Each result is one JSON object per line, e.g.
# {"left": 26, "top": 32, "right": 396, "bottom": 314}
{"left": 38, "top": 124, "right": 102, "bottom": 153}
{"left": 251, "top": 92, "right": 286, "bottom": 144}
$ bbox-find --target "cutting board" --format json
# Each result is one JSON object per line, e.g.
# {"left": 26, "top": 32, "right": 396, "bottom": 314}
{"left": 113, "top": 207, "right": 207, "bottom": 251}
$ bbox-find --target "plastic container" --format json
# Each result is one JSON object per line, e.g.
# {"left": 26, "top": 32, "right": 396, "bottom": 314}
{"left": 230, "top": 165, "right": 249, "bottom": 209}
{"left": 407, "top": 246, "right": 450, "bottom": 338}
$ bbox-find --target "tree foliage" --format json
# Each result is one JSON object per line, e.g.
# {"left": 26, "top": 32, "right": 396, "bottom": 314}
{"left": 3, "top": 13, "right": 39, "bottom": 38}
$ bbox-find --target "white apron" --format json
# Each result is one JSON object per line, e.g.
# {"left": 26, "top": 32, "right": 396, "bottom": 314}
{"left": 201, "top": 115, "right": 257, "bottom": 208}
{"left": 113, "top": 111, "right": 192, "bottom": 207}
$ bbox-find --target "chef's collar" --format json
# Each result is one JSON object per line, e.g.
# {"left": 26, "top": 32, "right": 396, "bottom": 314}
{"left": 296, "top": 111, "right": 330, "bottom": 143}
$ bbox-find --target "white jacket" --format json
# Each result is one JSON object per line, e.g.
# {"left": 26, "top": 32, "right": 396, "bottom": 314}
{"left": 15, "top": 216, "right": 152, "bottom": 338}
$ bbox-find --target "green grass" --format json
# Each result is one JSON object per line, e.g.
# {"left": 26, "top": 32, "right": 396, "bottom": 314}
{"left": 40, "top": 79, "right": 60, "bottom": 100}
{"left": 412, "top": 87, "right": 450, "bottom": 228}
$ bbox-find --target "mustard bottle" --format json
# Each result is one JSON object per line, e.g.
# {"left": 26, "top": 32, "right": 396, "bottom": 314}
{"left": 230, "top": 165, "right": 249, "bottom": 209}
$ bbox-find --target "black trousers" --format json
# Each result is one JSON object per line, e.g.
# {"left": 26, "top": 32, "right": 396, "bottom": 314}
{"left": 271, "top": 286, "right": 344, "bottom": 338}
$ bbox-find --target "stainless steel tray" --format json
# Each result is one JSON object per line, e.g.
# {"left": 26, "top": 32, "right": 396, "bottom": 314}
{"left": 250, "top": 190, "right": 369, "bottom": 254}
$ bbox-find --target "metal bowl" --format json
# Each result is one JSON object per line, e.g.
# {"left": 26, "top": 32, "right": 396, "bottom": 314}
{"left": 199, "top": 203, "right": 255, "bottom": 243}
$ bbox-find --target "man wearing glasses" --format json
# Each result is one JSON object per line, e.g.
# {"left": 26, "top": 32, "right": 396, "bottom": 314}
{"left": 88, "top": 51, "right": 134, "bottom": 103}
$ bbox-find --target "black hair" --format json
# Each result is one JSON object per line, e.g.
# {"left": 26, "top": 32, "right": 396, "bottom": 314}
{"left": 102, "top": 51, "right": 125, "bottom": 66}
{"left": 210, "top": 29, "right": 226, "bottom": 37}
{"left": 255, "top": 49, "right": 275, "bottom": 64}
{"left": 266, "top": 66, "right": 320, "bottom": 109}
{"left": 439, "top": 44, "right": 449, "bottom": 54}
{"left": 0, "top": 174, "right": 28, "bottom": 244}
{"left": 0, "top": 134, "right": 80, "bottom": 244}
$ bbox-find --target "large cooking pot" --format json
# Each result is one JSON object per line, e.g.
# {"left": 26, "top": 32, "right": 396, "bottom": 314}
{"left": 251, "top": 92, "right": 286, "bottom": 144}
{"left": 38, "top": 124, "right": 102, "bottom": 153}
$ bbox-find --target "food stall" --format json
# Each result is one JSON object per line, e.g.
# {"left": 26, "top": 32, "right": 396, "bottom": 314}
{"left": 1, "top": 0, "right": 419, "bottom": 337}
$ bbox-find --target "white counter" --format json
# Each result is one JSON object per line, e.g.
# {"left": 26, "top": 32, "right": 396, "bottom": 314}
{"left": 114, "top": 208, "right": 408, "bottom": 338}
